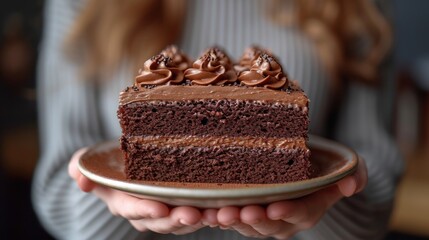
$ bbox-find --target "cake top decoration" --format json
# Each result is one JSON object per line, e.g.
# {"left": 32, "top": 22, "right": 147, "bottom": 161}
{"left": 239, "top": 45, "right": 267, "bottom": 68}
{"left": 135, "top": 54, "right": 184, "bottom": 86}
{"left": 184, "top": 47, "right": 237, "bottom": 86}
{"left": 160, "top": 45, "right": 192, "bottom": 71}
{"left": 238, "top": 53, "right": 288, "bottom": 89}
{"left": 234, "top": 45, "right": 275, "bottom": 74}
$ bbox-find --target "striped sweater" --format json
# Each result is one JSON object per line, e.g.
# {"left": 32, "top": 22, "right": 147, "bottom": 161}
{"left": 32, "top": 0, "right": 404, "bottom": 239}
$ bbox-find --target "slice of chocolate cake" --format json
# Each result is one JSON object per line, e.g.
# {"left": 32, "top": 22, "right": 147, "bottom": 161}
{"left": 118, "top": 46, "right": 310, "bottom": 184}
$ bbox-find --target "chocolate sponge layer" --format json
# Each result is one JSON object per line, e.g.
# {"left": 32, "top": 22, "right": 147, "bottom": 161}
{"left": 118, "top": 99, "right": 308, "bottom": 138}
{"left": 121, "top": 137, "right": 311, "bottom": 184}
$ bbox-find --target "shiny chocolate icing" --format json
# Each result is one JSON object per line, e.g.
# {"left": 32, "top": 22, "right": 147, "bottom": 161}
{"left": 160, "top": 45, "right": 192, "bottom": 71}
{"left": 239, "top": 45, "right": 268, "bottom": 68}
{"left": 125, "top": 46, "right": 300, "bottom": 101}
{"left": 238, "top": 53, "right": 288, "bottom": 89}
{"left": 184, "top": 47, "right": 237, "bottom": 85}
{"left": 135, "top": 54, "right": 184, "bottom": 86}
{"left": 234, "top": 46, "right": 273, "bottom": 74}
{"left": 119, "top": 84, "right": 308, "bottom": 107}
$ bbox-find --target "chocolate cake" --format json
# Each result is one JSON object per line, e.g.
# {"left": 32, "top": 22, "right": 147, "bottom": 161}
{"left": 118, "top": 46, "right": 310, "bottom": 184}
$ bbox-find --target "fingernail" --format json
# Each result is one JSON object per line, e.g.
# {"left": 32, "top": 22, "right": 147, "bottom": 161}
{"left": 179, "top": 219, "right": 191, "bottom": 225}
{"left": 345, "top": 177, "right": 357, "bottom": 197}
{"left": 270, "top": 214, "right": 284, "bottom": 220}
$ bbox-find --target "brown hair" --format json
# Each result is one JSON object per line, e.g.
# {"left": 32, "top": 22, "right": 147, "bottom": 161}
{"left": 66, "top": 0, "right": 391, "bottom": 85}
{"left": 65, "top": 0, "right": 186, "bottom": 79}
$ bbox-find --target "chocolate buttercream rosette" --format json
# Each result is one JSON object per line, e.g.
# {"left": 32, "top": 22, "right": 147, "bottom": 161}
{"left": 160, "top": 45, "right": 192, "bottom": 71}
{"left": 135, "top": 54, "right": 185, "bottom": 87}
{"left": 234, "top": 46, "right": 275, "bottom": 74}
{"left": 184, "top": 47, "right": 237, "bottom": 86}
{"left": 238, "top": 53, "right": 288, "bottom": 90}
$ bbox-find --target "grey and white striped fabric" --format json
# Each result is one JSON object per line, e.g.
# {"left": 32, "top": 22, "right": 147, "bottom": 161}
{"left": 32, "top": 0, "right": 404, "bottom": 239}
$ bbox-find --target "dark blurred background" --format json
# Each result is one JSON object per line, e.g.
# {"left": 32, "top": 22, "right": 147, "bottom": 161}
{"left": 0, "top": 0, "right": 427, "bottom": 239}
{"left": 0, "top": 0, "right": 52, "bottom": 239}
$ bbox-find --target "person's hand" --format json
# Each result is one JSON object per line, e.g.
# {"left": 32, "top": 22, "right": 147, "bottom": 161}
{"left": 68, "top": 148, "right": 208, "bottom": 235}
{"left": 69, "top": 147, "right": 367, "bottom": 238}
{"left": 204, "top": 157, "right": 367, "bottom": 239}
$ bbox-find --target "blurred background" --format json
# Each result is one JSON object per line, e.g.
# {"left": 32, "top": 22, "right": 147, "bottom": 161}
{"left": 0, "top": 0, "right": 428, "bottom": 239}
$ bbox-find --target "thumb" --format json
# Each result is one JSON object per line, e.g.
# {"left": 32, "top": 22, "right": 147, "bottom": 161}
{"left": 68, "top": 148, "right": 88, "bottom": 180}
{"left": 68, "top": 148, "right": 96, "bottom": 192}
{"left": 336, "top": 156, "right": 368, "bottom": 197}
{"left": 336, "top": 176, "right": 357, "bottom": 197}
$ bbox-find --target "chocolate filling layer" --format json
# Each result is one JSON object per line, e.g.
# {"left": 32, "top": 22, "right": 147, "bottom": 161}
{"left": 120, "top": 85, "right": 308, "bottom": 106}
{"left": 126, "top": 136, "right": 308, "bottom": 149}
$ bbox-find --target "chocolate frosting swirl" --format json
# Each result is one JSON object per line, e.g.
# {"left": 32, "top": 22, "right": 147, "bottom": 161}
{"left": 135, "top": 54, "right": 184, "bottom": 86}
{"left": 239, "top": 46, "right": 266, "bottom": 67}
{"left": 184, "top": 48, "right": 237, "bottom": 85}
{"left": 160, "top": 45, "right": 191, "bottom": 71}
{"left": 234, "top": 46, "right": 274, "bottom": 74}
{"left": 238, "top": 53, "right": 288, "bottom": 89}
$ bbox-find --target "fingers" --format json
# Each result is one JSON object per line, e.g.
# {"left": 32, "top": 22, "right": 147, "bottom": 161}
{"left": 190, "top": 158, "right": 367, "bottom": 239}
{"left": 337, "top": 156, "right": 368, "bottom": 197}
{"left": 142, "top": 207, "right": 201, "bottom": 234}
{"left": 130, "top": 219, "right": 204, "bottom": 235}
{"left": 267, "top": 200, "right": 309, "bottom": 225}
{"left": 171, "top": 222, "right": 205, "bottom": 235}
{"left": 94, "top": 186, "right": 170, "bottom": 219}
{"left": 218, "top": 206, "right": 297, "bottom": 239}
{"left": 217, "top": 206, "right": 240, "bottom": 226}
{"left": 241, "top": 205, "right": 291, "bottom": 236}
{"left": 77, "top": 174, "right": 96, "bottom": 192}
{"left": 130, "top": 206, "right": 203, "bottom": 234}
{"left": 68, "top": 149, "right": 367, "bottom": 238}
{"left": 170, "top": 206, "right": 202, "bottom": 226}
{"left": 217, "top": 206, "right": 265, "bottom": 238}
{"left": 68, "top": 147, "right": 205, "bottom": 235}
{"left": 68, "top": 148, "right": 96, "bottom": 192}
{"left": 68, "top": 148, "right": 87, "bottom": 180}
{"left": 336, "top": 175, "right": 357, "bottom": 197}
{"left": 93, "top": 186, "right": 204, "bottom": 234}
{"left": 202, "top": 208, "right": 219, "bottom": 227}
{"left": 267, "top": 185, "right": 342, "bottom": 228}
{"left": 354, "top": 156, "right": 368, "bottom": 193}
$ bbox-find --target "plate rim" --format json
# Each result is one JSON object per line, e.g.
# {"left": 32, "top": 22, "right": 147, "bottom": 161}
{"left": 78, "top": 135, "right": 358, "bottom": 200}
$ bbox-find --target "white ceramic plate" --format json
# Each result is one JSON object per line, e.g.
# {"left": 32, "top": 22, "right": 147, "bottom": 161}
{"left": 78, "top": 135, "right": 358, "bottom": 208}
